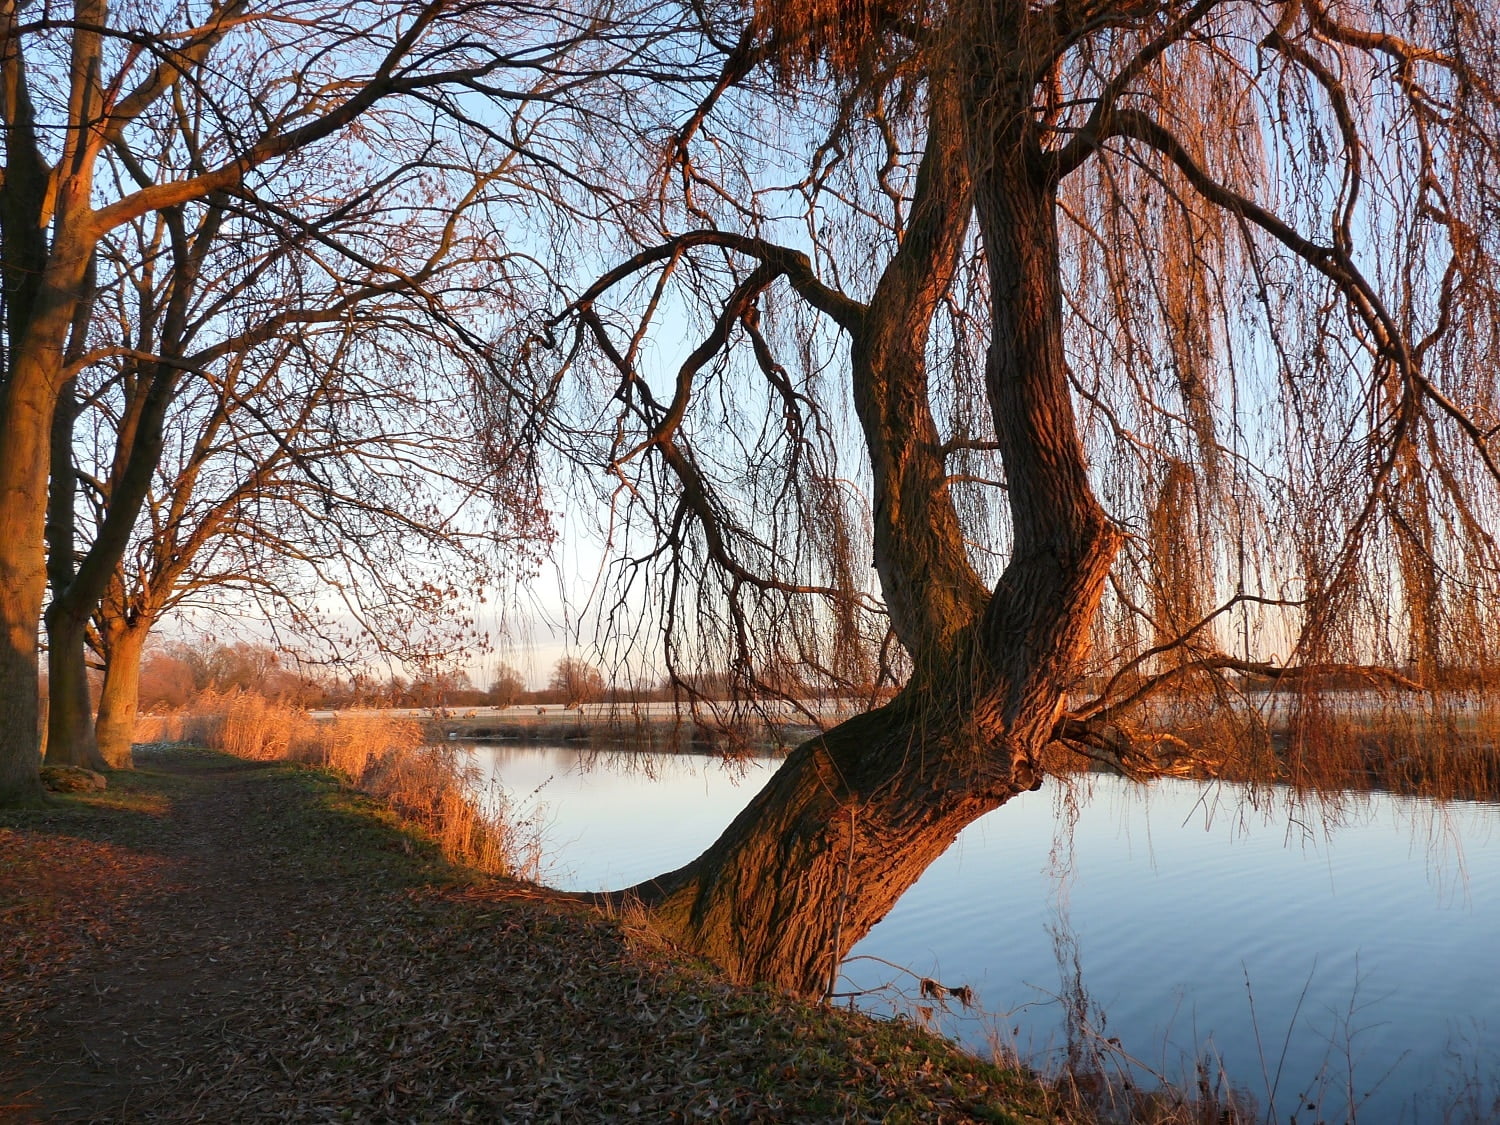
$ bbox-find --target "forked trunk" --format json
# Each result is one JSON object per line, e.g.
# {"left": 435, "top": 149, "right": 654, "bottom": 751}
{"left": 95, "top": 621, "right": 147, "bottom": 769}
{"left": 618, "top": 486, "right": 1116, "bottom": 997}
{"left": 613, "top": 77, "right": 1120, "bottom": 996}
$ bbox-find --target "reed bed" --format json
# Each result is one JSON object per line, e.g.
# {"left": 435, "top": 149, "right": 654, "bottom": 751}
{"left": 136, "top": 690, "right": 539, "bottom": 879}
{"left": 1052, "top": 689, "right": 1500, "bottom": 802}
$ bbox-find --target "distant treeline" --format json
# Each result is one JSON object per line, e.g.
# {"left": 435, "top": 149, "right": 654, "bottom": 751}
{"left": 124, "top": 640, "right": 875, "bottom": 713}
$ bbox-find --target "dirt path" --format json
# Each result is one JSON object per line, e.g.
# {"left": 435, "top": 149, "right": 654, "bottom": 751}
{"left": 2, "top": 752, "right": 367, "bottom": 1119}
{"left": 1, "top": 747, "right": 1047, "bottom": 1123}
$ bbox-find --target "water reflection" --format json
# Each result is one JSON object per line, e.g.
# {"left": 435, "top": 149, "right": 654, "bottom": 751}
{"left": 467, "top": 742, "right": 1500, "bottom": 1121}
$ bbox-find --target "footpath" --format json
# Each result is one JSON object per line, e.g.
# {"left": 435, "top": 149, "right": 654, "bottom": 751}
{"left": 0, "top": 747, "right": 1048, "bottom": 1123}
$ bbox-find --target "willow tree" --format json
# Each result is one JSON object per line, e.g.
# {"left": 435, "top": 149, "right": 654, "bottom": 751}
{"left": 520, "top": 0, "right": 1500, "bottom": 996}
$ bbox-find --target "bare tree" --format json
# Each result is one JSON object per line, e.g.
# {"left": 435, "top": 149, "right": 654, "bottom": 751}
{"left": 511, "top": 0, "right": 1500, "bottom": 995}
{"left": 83, "top": 322, "right": 548, "bottom": 766}
{"left": 487, "top": 664, "right": 527, "bottom": 706}
{"left": 548, "top": 657, "right": 605, "bottom": 707}
{"left": 0, "top": 0, "right": 664, "bottom": 802}
{"left": 57, "top": 111, "right": 555, "bottom": 768}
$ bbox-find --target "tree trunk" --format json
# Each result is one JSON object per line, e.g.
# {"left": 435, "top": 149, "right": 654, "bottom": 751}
{"left": 0, "top": 584, "right": 46, "bottom": 807}
{"left": 0, "top": 6, "right": 110, "bottom": 803}
{"left": 0, "top": 355, "right": 64, "bottom": 805}
{"left": 611, "top": 66, "right": 1120, "bottom": 998}
{"left": 0, "top": 216, "right": 98, "bottom": 803}
{"left": 95, "top": 616, "right": 148, "bottom": 769}
{"left": 43, "top": 372, "right": 109, "bottom": 771}
{"left": 43, "top": 607, "right": 107, "bottom": 770}
{"left": 621, "top": 695, "right": 1041, "bottom": 995}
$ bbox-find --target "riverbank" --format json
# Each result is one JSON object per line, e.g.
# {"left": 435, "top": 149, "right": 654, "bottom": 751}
{"left": 0, "top": 746, "right": 1050, "bottom": 1122}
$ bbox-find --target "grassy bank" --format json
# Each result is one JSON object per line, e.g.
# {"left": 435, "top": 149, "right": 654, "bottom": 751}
{"left": 1, "top": 746, "right": 1055, "bottom": 1122}
{"left": 135, "top": 690, "right": 541, "bottom": 877}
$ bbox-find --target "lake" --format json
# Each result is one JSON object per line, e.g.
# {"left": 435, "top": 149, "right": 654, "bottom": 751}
{"left": 466, "top": 741, "right": 1500, "bottom": 1122}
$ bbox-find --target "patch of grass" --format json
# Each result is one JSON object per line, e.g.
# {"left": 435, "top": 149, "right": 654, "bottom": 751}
{"left": 0, "top": 768, "right": 179, "bottom": 853}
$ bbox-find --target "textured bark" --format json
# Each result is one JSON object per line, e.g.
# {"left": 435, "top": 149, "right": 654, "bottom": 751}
{"left": 849, "top": 79, "right": 989, "bottom": 683}
{"left": 625, "top": 695, "right": 1025, "bottom": 995}
{"left": 95, "top": 618, "right": 146, "bottom": 769}
{"left": 967, "top": 97, "right": 1121, "bottom": 751}
{"left": 615, "top": 53, "right": 1121, "bottom": 997}
{"left": 43, "top": 611, "right": 106, "bottom": 770}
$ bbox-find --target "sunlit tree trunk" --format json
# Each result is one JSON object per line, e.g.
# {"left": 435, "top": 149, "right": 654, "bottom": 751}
{"left": 95, "top": 603, "right": 148, "bottom": 769}
{"left": 0, "top": 238, "right": 95, "bottom": 801}
{"left": 615, "top": 70, "right": 1120, "bottom": 997}
{"left": 0, "top": 330, "right": 54, "bottom": 803}
{"left": 0, "top": 0, "right": 104, "bottom": 800}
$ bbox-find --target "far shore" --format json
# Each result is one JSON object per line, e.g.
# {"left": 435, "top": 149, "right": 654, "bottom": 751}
{"left": 309, "top": 699, "right": 854, "bottom": 752}
{"left": 308, "top": 687, "right": 1500, "bottom": 746}
{"left": 305, "top": 688, "right": 1500, "bottom": 796}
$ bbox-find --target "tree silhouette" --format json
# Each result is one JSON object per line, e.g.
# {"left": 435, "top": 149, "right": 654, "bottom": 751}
{"left": 0, "top": 0, "right": 645, "bottom": 803}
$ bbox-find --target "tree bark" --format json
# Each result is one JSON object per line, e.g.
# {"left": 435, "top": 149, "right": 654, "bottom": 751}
{"left": 43, "top": 609, "right": 107, "bottom": 770}
{"left": 0, "top": 586, "right": 46, "bottom": 806}
{"left": 621, "top": 694, "right": 1028, "bottom": 994}
{"left": 849, "top": 80, "right": 989, "bottom": 684}
{"left": 95, "top": 616, "right": 147, "bottom": 769}
{"left": 44, "top": 373, "right": 109, "bottom": 771}
{"left": 0, "top": 237, "right": 94, "bottom": 800}
{"left": 610, "top": 60, "right": 1121, "bottom": 998}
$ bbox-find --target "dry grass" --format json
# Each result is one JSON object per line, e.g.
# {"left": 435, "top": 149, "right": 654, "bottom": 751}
{"left": 1053, "top": 689, "right": 1500, "bottom": 802}
{"left": 141, "top": 690, "right": 538, "bottom": 879}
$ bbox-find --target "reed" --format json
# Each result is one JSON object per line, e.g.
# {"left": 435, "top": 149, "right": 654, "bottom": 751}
{"left": 131, "top": 711, "right": 185, "bottom": 744}
{"left": 1056, "top": 689, "right": 1500, "bottom": 803}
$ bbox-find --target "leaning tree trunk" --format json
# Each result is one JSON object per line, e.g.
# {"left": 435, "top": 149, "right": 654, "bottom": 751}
{"left": 610, "top": 66, "right": 1120, "bottom": 998}
{"left": 95, "top": 616, "right": 149, "bottom": 769}
{"left": 629, "top": 696, "right": 1035, "bottom": 994}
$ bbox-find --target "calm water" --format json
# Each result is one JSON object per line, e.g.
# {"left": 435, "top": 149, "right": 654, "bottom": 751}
{"left": 467, "top": 742, "right": 1500, "bottom": 1122}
